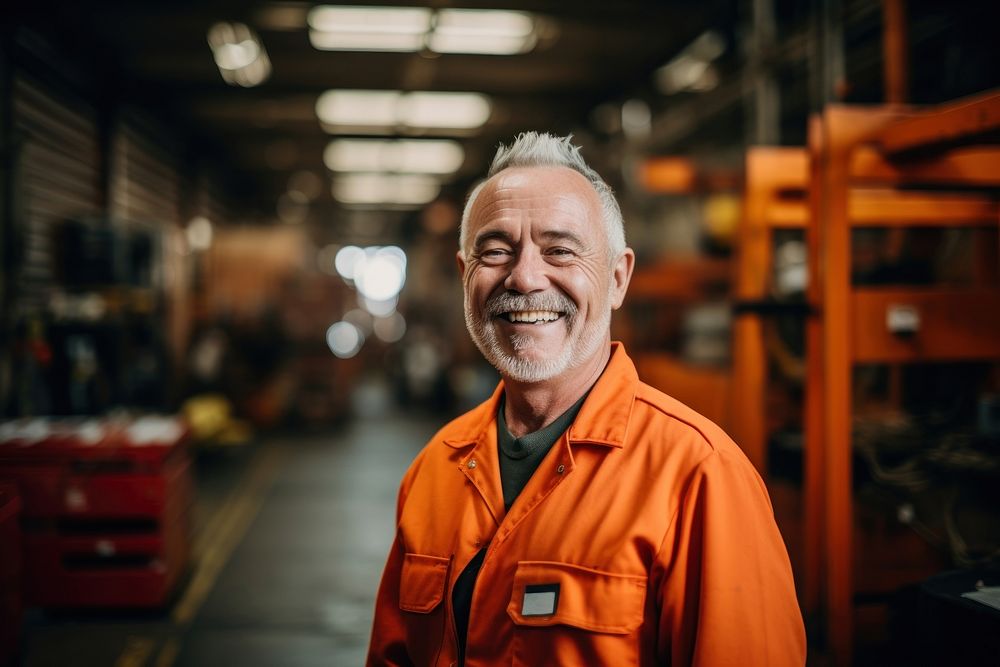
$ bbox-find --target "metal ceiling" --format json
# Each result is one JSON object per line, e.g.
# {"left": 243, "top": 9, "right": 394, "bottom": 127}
{"left": 6, "top": 1, "right": 732, "bottom": 233}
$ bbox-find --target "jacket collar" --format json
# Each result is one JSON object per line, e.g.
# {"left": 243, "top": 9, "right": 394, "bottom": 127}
{"left": 443, "top": 342, "right": 637, "bottom": 450}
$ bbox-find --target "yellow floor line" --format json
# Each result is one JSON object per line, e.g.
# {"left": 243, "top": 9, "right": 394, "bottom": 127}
{"left": 152, "top": 638, "right": 180, "bottom": 667}
{"left": 171, "top": 444, "right": 288, "bottom": 625}
{"left": 115, "top": 636, "right": 155, "bottom": 667}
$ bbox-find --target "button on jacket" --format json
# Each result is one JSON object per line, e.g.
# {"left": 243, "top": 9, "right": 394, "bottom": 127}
{"left": 367, "top": 343, "right": 806, "bottom": 666}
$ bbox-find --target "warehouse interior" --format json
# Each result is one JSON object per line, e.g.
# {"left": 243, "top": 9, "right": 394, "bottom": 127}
{"left": 0, "top": 1, "right": 998, "bottom": 665}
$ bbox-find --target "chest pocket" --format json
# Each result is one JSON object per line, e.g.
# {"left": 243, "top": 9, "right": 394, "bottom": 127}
{"left": 398, "top": 552, "right": 451, "bottom": 666}
{"left": 507, "top": 560, "right": 646, "bottom": 666}
{"left": 507, "top": 560, "right": 646, "bottom": 632}
{"left": 399, "top": 552, "right": 450, "bottom": 613}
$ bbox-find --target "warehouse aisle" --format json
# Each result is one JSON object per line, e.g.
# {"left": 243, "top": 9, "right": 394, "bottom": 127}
{"left": 20, "top": 413, "right": 435, "bottom": 667}
{"left": 174, "top": 415, "right": 432, "bottom": 666}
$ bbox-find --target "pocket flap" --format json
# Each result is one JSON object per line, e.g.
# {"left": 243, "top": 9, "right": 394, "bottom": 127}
{"left": 399, "top": 553, "right": 450, "bottom": 613}
{"left": 507, "top": 561, "right": 647, "bottom": 634}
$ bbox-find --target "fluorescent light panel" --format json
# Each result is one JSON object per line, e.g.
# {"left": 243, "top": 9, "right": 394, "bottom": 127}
{"left": 317, "top": 90, "right": 400, "bottom": 126}
{"left": 399, "top": 92, "right": 491, "bottom": 129}
{"left": 431, "top": 9, "right": 535, "bottom": 55}
{"left": 207, "top": 22, "right": 271, "bottom": 87}
{"left": 333, "top": 174, "right": 441, "bottom": 206}
{"left": 316, "top": 90, "right": 491, "bottom": 131}
{"left": 309, "top": 30, "right": 424, "bottom": 51}
{"left": 308, "top": 5, "right": 536, "bottom": 55}
{"left": 308, "top": 5, "right": 430, "bottom": 51}
{"left": 324, "top": 139, "right": 464, "bottom": 175}
{"left": 308, "top": 6, "right": 431, "bottom": 33}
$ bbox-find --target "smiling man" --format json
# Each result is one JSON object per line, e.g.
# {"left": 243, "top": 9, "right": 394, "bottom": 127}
{"left": 367, "top": 133, "right": 806, "bottom": 666}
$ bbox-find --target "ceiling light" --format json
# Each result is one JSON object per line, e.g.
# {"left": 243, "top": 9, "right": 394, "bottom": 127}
{"left": 207, "top": 22, "right": 271, "bottom": 87}
{"left": 308, "top": 5, "right": 537, "bottom": 55}
{"left": 316, "top": 90, "right": 400, "bottom": 127}
{"left": 400, "top": 92, "right": 492, "bottom": 129}
{"left": 316, "top": 90, "right": 492, "bottom": 132}
{"left": 333, "top": 174, "right": 440, "bottom": 206}
{"left": 429, "top": 9, "right": 536, "bottom": 55}
{"left": 308, "top": 5, "right": 431, "bottom": 33}
{"left": 214, "top": 41, "right": 259, "bottom": 70}
{"left": 309, "top": 30, "right": 426, "bottom": 52}
{"left": 308, "top": 5, "right": 431, "bottom": 51}
{"left": 324, "top": 139, "right": 464, "bottom": 174}
{"left": 654, "top": 30, "right": 725, "bottom": 95}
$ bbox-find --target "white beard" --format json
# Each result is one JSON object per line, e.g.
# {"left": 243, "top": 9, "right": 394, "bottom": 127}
{"left": 464, "top": 287, "right": 612, "bottom": 384}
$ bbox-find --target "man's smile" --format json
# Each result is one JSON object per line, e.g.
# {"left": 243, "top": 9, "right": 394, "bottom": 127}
{"left": 499, "top": 310, "right": 565, "bottom": 324}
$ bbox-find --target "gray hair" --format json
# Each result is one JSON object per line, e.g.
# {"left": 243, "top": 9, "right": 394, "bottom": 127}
{"left": 459, "top": 132, "right": 626, "bottom": 260}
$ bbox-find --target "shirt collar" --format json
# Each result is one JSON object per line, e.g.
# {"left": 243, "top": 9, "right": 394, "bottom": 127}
{"left": 497, "top": 390, "right": 589, "bottom": 459}
{"left": 444, "top": 342, "right": 637, "bottom": 450}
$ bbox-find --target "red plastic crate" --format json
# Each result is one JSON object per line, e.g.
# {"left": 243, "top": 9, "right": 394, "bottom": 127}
{"left": 22, "top": 507, "right": 190, "bottom": 608}
{"left": 0, "top": 416, "right": 194, "bottom": 609}
{"left": 0, "top": 483, "right": 22, "bottom": 666}
{"left": 0, "top": 416, "right": 192, "bottom": 519}
{"left": 0, "top": 591, "right": 18, "bottom": 667}
{"left": 0, "top": 416, "right": 188, "bottom": 464}
{"left": 0, "top": 483, "right": 21, "bottom": 581}
{"left": 61, "top": 451, "right": 193, "bottom": 518}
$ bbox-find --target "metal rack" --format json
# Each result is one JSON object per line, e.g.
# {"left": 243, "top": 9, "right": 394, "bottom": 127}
{"left": 805, "top": 89, "right": 1000, "bottom": 663}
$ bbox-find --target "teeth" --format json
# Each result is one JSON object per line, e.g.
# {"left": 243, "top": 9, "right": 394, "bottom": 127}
{"left": 507, "top": 310, "right": 560, "bottom": 323}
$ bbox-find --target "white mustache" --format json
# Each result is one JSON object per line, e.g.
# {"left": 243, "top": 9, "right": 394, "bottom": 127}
{"left": 485, "top": 292, "right": 576, "bottom": 318}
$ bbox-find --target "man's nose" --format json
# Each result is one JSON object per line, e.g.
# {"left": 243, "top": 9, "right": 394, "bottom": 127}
{"left": 503, "top": 251, "right": 549, "bottom": 293}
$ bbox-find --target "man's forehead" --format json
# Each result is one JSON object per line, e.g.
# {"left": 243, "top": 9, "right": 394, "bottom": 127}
{"left": 472, "top": 166, "right": 601, "bottom": 217}
{"left": 488, "top": 165, "right": 595, "bottom": 195}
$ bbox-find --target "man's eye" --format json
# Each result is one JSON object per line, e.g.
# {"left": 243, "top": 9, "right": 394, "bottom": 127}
{"left": 479, "top": 248, "right": 511, "bottom": 261}
{"left": 547, "top": 247, "right": 573, "bottom": 257}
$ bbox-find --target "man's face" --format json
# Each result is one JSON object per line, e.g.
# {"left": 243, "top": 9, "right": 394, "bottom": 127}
{"left": 458, "top": 166, "right": 632, "bottom": 384}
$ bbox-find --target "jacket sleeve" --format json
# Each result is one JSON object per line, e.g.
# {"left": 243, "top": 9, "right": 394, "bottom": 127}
{"left": 366, "top": 528, "right": 413, "bottom": 667}
{"left": 656, "top": 449, "right": 806, "bottom": 666}
{"left": 367, "top": 460, "right": 418, "bottom": 667}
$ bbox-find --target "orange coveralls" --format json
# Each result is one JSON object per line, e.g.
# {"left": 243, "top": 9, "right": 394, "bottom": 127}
{"left": 368, "top": 344, "right": 806, "bottom": 666}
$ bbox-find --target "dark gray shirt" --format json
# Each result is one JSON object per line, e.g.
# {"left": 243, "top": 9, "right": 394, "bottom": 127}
{"left": 497, "top": 392, "right": 588, "bottom": 510}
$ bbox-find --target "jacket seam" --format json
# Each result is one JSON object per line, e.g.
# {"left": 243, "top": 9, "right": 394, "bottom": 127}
{"left": 633, "top": 393, "right": 721, "bottom": 455}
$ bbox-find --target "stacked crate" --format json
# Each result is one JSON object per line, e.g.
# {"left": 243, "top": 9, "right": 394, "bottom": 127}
{"left": 0, "top": 483, "right": 21, "bottom": 665}
{"left": 0, "top": 416, "right": 192, "bottom": 608}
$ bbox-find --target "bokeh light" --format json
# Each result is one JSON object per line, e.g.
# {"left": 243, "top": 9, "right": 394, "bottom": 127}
{"left": 361, "top": 294, "right": 398, "bottom": 317}
{"left": 356, "top": 253, "right": 405, "bottom": 301}
{"left": 335, "top": 245, "right": 365, "bottom": 281}
{"left": 326, "top": 321, "right": 364, "bottom": 358}
{"left": 373, "top": 312, "right": 406, "bottom": 343}
{"left": 342, "top": 308, "right": 374, "bottom": 336}
{"left": 186, "top": 216, "right": 213, "bottom": 251}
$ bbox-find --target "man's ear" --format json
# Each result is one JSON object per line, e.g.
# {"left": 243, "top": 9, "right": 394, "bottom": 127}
{"left": 456, "top": 251, "right": 467, "bottom": 278}
{"left": 610, "top": 248, "right": 635, "bottom": 310}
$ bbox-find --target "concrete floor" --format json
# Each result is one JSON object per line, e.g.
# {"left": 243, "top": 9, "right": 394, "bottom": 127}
{"left": 18, "top": 413, "right": 435, "bottom": 667}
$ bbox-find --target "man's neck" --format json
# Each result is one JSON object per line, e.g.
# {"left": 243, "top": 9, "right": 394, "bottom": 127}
{"left": 502, "top": 343, "right": 612, "bottom": 437}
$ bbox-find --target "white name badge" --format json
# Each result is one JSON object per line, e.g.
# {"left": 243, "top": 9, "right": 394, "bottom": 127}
{"left": 521, "top": 583, "right": 560, "bottom": 616}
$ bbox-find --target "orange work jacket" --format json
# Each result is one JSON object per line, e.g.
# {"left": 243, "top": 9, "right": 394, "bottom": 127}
{"left": 368, "top": 343, "right": 806, "bottom": 666}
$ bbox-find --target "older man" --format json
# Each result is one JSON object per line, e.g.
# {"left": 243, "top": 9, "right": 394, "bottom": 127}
{"left": 367, "top": 133, "right": 805, "bottom": 666}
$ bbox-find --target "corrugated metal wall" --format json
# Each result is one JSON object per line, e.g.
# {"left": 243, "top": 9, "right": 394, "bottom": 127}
{"left": 2, "top": 47, "right": 238, "bottom": 414}
{"left": 11, "top": 74, "right": 101, "bottom": 315}
{"left": 110, "top": 117, "right": 181, "bottom": 228}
